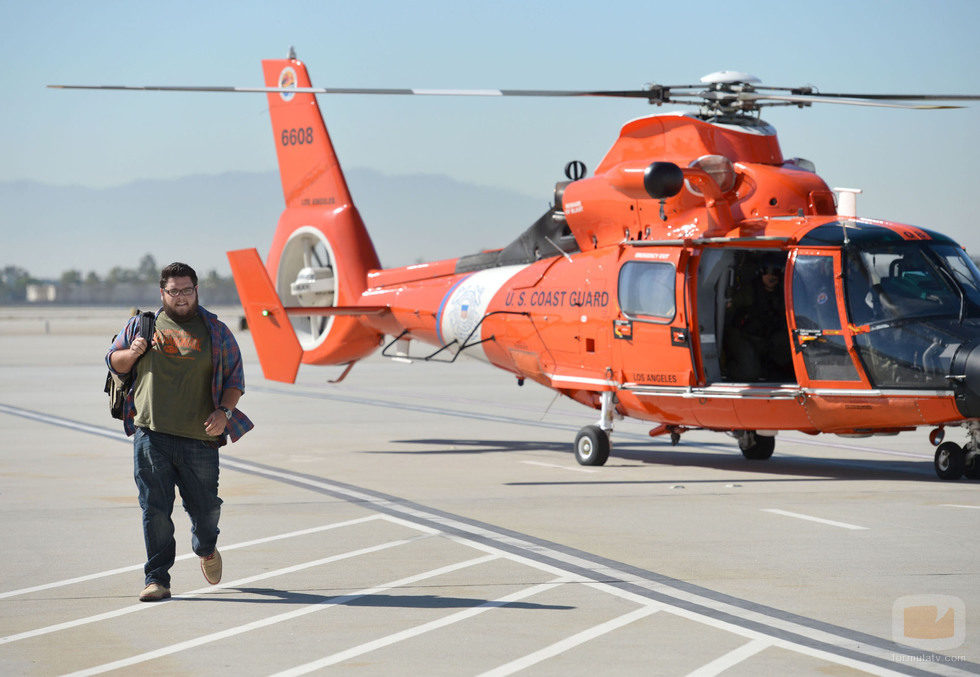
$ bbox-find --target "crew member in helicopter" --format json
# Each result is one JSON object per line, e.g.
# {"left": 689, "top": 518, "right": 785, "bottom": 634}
{"left": 726, "top": 261, "right": 793, "bottom": 382}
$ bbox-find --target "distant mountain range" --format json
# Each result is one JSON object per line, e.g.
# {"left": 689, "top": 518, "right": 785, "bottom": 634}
{"left": 0, "top": 169, "right": 546, "bottom": 280}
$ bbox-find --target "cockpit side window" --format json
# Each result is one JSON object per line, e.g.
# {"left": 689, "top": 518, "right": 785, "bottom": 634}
{"left": 618, "top": 261, "right": 676, "bottom": 321}
{"left": 792, "top": 256, "right": 840, "bottom": 331}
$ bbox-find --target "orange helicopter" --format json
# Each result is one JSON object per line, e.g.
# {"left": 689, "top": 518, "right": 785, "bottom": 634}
{"left": 52, "top": 52, "right": 980, "bottom": 480}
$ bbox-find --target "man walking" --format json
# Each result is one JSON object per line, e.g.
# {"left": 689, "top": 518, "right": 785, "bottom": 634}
{"left": 106, "top": 262, "right": 253, "bottom": 601}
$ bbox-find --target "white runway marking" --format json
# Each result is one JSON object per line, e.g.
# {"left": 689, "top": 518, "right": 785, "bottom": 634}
{"left": 521, "top": 460, "right": 597, "bottom": 473}
{"left": 0, "top": 515, "right": 384, "bottom": 600}
{"left": 0, "top": 537, "right": 421, "bottom": 646}
{"left": 762, "top": 509, "right": 868, "bottom": 531}
{"left": 272, "top": 578, "right": 569, "bottom": 676}
{"left": 64, "top": 555, "right": 498, "bottom": 677}
{"left": 685, "top": 638, "right": 771, "bottom": 676}
{"left": 477, "top": 605, "right": 661, "bottom": 677}
{"left": 940, "top": 504, "right": 980, "bottom": 510}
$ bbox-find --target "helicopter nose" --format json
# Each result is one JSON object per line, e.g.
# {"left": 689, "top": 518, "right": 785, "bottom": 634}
{"left": 950, "top": 342, "right": 980, "bottom": 418}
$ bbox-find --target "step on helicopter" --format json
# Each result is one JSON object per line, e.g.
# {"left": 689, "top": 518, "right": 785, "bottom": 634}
{"left": 51, "top": 50, "right": 980, "bottom": 479}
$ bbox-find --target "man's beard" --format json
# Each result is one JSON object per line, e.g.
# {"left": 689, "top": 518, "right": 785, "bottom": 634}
{"left": 163, "top": 299, "right": 198, "bottom": 322}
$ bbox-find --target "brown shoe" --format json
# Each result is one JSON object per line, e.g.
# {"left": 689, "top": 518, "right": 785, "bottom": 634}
{"left": 139, "top": 582, "right": 171, "bottom": 602}
{"left": 201, "top": 549, "right": 222, "bottom": 584}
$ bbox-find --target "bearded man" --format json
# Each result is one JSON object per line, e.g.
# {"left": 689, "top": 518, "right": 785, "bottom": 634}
{"left": 106, "top": 262, "right": 253, "bottom": 601}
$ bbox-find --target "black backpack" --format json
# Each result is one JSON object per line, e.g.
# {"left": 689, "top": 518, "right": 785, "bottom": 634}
{"left": 105, "top": 311, "right": 156, "bottom": 420}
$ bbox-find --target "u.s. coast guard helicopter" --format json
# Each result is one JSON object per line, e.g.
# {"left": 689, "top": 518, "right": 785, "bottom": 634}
{"left": 51, "top": 50, "right": 980, "bottom": 479}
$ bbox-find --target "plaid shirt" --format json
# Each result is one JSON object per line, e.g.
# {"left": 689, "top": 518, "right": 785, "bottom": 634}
{"left": 105, "top": 305, "right": 254, "bottom": 445}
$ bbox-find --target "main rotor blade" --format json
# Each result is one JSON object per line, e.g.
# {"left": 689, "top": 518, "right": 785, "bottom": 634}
{"left": 741, "top": 92, "right": 964, "bottom": 109}
{"left": 46, "top": 83, "right": 694, "bottom": 102}
{"left": 795, "top": 91, "right": 980, "bottom": 102}
{"left": 47, "top": 83, "right": 640, "bottom": 97}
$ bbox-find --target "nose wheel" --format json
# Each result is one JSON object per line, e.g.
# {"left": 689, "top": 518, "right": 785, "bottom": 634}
{"left": 968, "top": 454, "right": 980, "bottom": 479}
{"left": 934, "top": 442, "right": 965, "bottom": 480}
{"left": 933, "top": 422, "right": 980, "bottom": 480}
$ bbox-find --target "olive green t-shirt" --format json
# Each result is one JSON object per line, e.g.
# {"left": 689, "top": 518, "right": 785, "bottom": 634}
{"left": 133, "top": 311, "right": 216, "bottom": 441}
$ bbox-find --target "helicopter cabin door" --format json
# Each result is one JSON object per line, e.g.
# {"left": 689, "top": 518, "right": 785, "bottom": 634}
{"left": 787, "top": 249, "right": 868, "bottom": 389}
{"left": 696, "top": 247, "right": 796, "bottom": 385}
{"left": 614, "top": 247, "right": 694, "bottom": 389}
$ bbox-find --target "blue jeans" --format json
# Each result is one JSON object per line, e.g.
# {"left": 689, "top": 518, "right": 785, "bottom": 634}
{"left": 134, "top": 427, "right": 222, "bottom": 588}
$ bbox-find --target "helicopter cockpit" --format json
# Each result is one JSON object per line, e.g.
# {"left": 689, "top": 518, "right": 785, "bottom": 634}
{"left": 843, "top": 238, "right": 980, "bottom": 389}
{"left": 695, "top": 222, "right": 980, "bottom": 402}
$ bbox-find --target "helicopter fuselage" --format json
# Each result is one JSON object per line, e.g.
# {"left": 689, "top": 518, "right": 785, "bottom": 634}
{"left": 358, "top": 214, "right": 979, "bottom": 437}
{"left": 330, "top": 113, "right": 980, "bottom": 441}
{"left": 225, "top": 58, "right": 980, "bottom": 479}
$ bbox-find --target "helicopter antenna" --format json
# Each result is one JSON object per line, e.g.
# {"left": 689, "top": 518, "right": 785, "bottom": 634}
{"left": 834, "top": 187, "right": 861, "bottom": 219}
{"left": 834, "top": 187, "right": 862, "bottom": 246}
{"left": 544, "top": 235, "right": 573, "bottom": 263}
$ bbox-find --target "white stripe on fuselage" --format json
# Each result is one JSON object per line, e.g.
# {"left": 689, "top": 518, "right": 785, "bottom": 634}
{"left": 438, "top": 265, "right": 528, "bottom": 361}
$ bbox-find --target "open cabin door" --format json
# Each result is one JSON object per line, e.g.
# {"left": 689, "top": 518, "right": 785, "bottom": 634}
{"left": 695, "top": 247, "right": 795, "bottom": 385}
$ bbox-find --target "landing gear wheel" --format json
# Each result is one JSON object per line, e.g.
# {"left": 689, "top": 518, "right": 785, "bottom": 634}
{"left": 965, "top": 451, "right": 980, "bottom": 480}
{"left": 574, "top": 425, "right": 610, "bottom": 466}
{"left": 934, "top": 442, "right": 965, "bottom": 480}
{"left": 738, "top": 431, "right": 775, "bottom": 460}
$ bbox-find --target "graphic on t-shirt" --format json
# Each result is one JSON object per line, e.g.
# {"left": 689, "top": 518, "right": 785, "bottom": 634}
{"left": 154, "top": 328, "right": 203, "bottom": 358}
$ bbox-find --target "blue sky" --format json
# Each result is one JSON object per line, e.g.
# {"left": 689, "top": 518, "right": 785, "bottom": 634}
{"left": 2, "top": 0, "right": 979, "bottom": 266}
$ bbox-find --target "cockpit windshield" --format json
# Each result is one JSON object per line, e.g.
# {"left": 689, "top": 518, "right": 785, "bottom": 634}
{"left": 843, "top": 241, "right": 980, "bottom": 388}
{"left": 845, "top": 242, "right": 980, "bottom": 326}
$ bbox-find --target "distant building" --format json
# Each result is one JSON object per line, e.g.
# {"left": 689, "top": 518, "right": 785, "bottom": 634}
{"left": 26, "top": 283, "right": 57, "bottom": 303}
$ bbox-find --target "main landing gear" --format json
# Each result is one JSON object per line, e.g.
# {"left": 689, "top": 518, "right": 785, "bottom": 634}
{"left": 736, "top": 430, "right": 776, "bottom": 460}
{"left": 573, "top": 391, "right": 617, "bottom": 466}
{"left": 574, "top": 425, "right": 610, "bottom": 466}
{"left": 932, "top": 423, "right": 980, "bottom": 481}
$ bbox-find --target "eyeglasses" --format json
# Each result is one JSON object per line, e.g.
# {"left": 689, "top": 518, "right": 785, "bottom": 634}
{"left": 163, "top": 286, "right": 197, "bottom": 297}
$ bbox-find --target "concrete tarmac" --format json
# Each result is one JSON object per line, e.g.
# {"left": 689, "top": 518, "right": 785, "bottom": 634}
{"left": 1, "top": 306, "right": 978, "bottom": 676}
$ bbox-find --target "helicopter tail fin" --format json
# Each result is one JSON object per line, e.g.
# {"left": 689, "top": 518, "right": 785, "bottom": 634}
{"left": 261, "top": 57, "right": 355, "bottom": 209}
{"left": 228, "top": 57, "right": 384, "bottom": 378}
{"left": 228, "top": 248, "right": 303, "bottom": 383}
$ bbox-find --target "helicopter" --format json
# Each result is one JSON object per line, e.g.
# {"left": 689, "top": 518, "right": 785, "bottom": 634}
{"left": 52, "top": 51, "right": 980, "bottom": 480}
